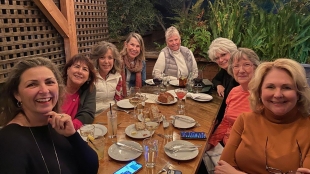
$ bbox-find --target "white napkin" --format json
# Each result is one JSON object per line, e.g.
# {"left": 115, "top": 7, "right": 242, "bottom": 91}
{"left": 145, "top": 79, "right": 154, "bottom": 85}
{"left": 168, "top": 76, "right": 178, "bottom": 81}
{"left": 189, "top": 93, "right": 213, "bottom": 100}
{"left": 142, "top": 93, "right": 157, "bottom": 103}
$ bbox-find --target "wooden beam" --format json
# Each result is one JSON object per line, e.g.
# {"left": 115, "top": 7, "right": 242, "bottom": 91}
{"left": 60, "top": 0, "right": 78, "bottom": 61}
{"left": 33, "top": 0, "right": 78, "bottom": 61}
{"left": 33, "top": 0, "right": 69, "bottom": 38}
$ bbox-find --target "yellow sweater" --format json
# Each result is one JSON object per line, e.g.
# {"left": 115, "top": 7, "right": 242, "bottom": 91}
{"left": 221, "top": 107, "right": 310, "bottom": 173}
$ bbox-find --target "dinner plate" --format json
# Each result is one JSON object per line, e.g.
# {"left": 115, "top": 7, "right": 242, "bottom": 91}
{"left": 125, "top": 122, "right": 157, "bottom": 139}
{"left": 77, "top": 124, "right": 107, "bottom": 141}
{"left": 155, "top": 97, "right": 177, "bottom": 105}
{"left": 169, "top": 79, "right": 179, "bottom": 87}
{"left": 117, "top": 99, "right": 134, "bottom": 109}
{"left": 172, "top": 115, "right": 196, "bottom": 129}
{"left": 137, "top": 114, "right": 163, "bottom": 122}
{"left": 190, "top": 93, "right": 213, "bottom": 102}
{"left": 108, "top": 140, "right": 143, "bottom": 161}
{"left": 164, "top": 140, "right": 199, "bottom": 160}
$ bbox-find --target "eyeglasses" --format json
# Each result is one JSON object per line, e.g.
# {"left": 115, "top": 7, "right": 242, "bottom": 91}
{"left": 232, "top": 63, "right": 253, "bottom": 71}
{"left": 265, "top": 137, "right": 302, "bottom": 174}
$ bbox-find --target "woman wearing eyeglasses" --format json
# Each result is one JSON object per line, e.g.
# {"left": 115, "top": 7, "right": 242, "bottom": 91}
{"left": 208, "top": 38, "right": 239, "bottom": 129}
{"left": 215, "top": 59, "right": 310, "bottom": 174}
{"left": 207, "top": 48, "right": 260, "bottom": 150}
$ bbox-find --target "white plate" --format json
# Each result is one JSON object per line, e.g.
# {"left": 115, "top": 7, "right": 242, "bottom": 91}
{"left": 145, "top": 79, "right": 155, "bottom": 85}
{"left": 117, "top": 99, "right": 134, "bottom": 109}
{"left": 137, "top": 114, "right": 163, "bottom": 122}
{"left": 155, "top": 97, "right": 177, "bottom": 105}
{"left": 77, "top": 124, "right": 107, "bottom": 141}
{"left": 108, "top": 140, "right": 143, "bottom": 161}
{"left": 125, "top": 122, "right": 157, "bottom": 139}
{"left": 164, "top": 140, "right": 199, "bottom": 160}
{"left": 169, "top": 79, "right": 179, "bottom": 86}
{"left": 191, "top": 93, "right": 213, "bottom": 102}
{"left": 172, "top": 115, "right": 196, "bottom": 129}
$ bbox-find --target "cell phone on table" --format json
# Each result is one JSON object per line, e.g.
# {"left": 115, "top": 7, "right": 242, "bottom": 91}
{"left": 113, "top": 160, "right": 142, "bottom": 174}
{"left": 180, "top": 131, "right": 207, "bottom": 139}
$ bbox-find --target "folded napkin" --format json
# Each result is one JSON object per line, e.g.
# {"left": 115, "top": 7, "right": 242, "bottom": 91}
{"left": 189, "top": 93, "right": 213, "bottom": 100}
{"left": 145, "top": 79, "right": 154, "bottom": 85}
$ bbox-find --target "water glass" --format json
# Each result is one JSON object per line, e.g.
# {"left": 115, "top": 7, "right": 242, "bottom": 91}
{"left": 163, "top": 117, "right": 173, "bottom": 139}
{"left": 107, "top": 111, "right": 117, "bottom": 138}
{"left": 91, "top": 136, "right": 105, "bottom": 160}
{"left": 80, "top": 124, "right": 95, "bottom": 140}
{"left": 143, "top": 138, "right": 159, "bottom": 168}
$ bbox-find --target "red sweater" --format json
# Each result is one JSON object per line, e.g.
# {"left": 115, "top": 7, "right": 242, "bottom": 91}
{"left": 208, "top": 85, "right": 251, "bottom": 146}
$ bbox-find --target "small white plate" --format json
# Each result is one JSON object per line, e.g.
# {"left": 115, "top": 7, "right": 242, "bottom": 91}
{"left": 155, "top": 97, "right": 177, "bottom": 105}
{"left": 137, "top": 114, "right": 163, "bottom": 122}
{"left": 164, "top": 140, "right": 199, "bottom": 160}
{"left": 190, "top": 93, "right": 213, "bottom": 102}
{"left": 77, "top": 124, "right": 107, "bottom": 141}
{"left": 169, "top": 79, "right": 179, "bottom": 87}
{"left": 108, "top": 140, "right": 143, "bottom": 161}
{"left": 172, "top": 115, "right": 196, "bottom": 129}
{"left": 145, "top": 79, "right": 155, "bottom": 85}
{"left": 125, "top": 122, "right": 157, "bottom": 139}
{"left": 117, "top": 99, "right": 134, "bottom": 109}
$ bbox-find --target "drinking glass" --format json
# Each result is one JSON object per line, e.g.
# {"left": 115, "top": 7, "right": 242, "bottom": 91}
{"left": 152, "top": 70, "right": 163, "bottom": 94}
{"left": 194, "top": 70, "right": 203, "bottom": 93}
{"left": 107, "top": 110, "right": 117, "bottom": 138}
{"left": 129, "top": 95, "right": 142, "bottom": 119}
{"left": 143, "top": 138, "right": 159, "bottom": 168}
{"left": 80, "top": 124, "right": 95, "bottom": 141}
{"left": 129, "top": 87, "right": 141, "bottom": 97}
{"left": 163, "top": 117, "right": 173, "bottom": 139}
{"left": 174, "top": 88, "right": 188, "bottom": 115}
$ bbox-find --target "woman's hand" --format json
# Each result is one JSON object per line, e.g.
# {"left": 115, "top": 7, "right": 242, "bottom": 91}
{"left": 46, "top": 111, "right": 76, "bottom": 137}
{"left": 217, "top": 85, "right": 225, "bottom": 97}
{"left": 206, "top": 143, "right": 214, "bottom": 151}
{"left": 215, "top": 160, "right": 246, "bottom": 174}
{"left": 297, "top": 168, "right": 310, "bottom": 174}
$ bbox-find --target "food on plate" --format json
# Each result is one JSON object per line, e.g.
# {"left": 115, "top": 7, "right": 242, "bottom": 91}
{"left": 131, "top": 131, "right": 137, "bottom": 135}
{"left": 150, "top": 104, "right": 162, "bottom": 121}
{"left": 157, "top": 92, "right": 174, "bottom": 103}
{"left": 135, "top": 122, "right": 146, "bottom": 131}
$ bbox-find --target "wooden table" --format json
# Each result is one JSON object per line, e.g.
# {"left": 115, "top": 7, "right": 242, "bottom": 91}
{"left": 94, "top": 86, "right": 222, "bottom": 174}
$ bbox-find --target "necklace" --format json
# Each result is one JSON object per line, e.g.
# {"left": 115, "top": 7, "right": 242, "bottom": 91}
{"left": 29, "top": 126, "right": 61, "bottom": 174}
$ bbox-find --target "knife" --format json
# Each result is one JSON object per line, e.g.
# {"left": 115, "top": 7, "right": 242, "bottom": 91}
{"left": 116, "top": 142, "right": 143, "bottom": 153}
{"left": 174, "top": 116, "right": 196, "bottom": 123}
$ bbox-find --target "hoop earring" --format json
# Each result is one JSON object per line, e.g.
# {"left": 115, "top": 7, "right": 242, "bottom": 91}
{"left": 17, "top": 101, "right": 22, "bottom": 108}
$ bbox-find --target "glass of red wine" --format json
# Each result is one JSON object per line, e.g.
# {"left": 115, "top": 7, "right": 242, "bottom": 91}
{"left": 174, "top": 88, "right": 188, "bottom": 115}
{"left": 152, "top": 70, "right": 163, "bottom": 94}
{"left": 194, "top": 70, "right": 203, "bottom": 93}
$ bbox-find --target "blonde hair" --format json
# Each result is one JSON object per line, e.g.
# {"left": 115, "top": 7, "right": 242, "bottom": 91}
{"left": 208, "top": 37, "right": 237, "bottom": 62}
{"left": 227, "top": 48, "right": 260, "bottom": 77}
{"left": 120, "top": 32, "right": 145, "bottom": 61}
{"left": 165, "top": 26, "right": 181, "bottom": 41}
{"left": 248, "top": 58, "right": 310, "bottom": 116}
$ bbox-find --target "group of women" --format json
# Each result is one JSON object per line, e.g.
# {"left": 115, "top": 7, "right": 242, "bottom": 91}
{"left": 0, "top": 25, "right": 310, "bottom": 173}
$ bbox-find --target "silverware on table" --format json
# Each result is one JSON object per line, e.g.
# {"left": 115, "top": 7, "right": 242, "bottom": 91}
{"left": 115, "top": 108, "right": 131, "bottom": 114}
{"left": 174, "top": 116, "right": 196, "bottom": 123}
{"left": 156, "top": 133, "right": 165, "bottom": 139}
{"left": 157, "top": 162, "right": 171, "bottom": 174}
{"left": 115, "top": 142, "right": 143, "bottom": 153}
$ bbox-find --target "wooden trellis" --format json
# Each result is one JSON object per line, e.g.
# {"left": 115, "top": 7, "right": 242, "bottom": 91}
{"left": 0, "top": 0, "right": 108, "bottom": 83}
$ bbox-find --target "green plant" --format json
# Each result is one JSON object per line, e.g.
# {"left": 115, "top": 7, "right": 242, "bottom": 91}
{"left": 107, "top": 0, "right": 157, "bottom": 38}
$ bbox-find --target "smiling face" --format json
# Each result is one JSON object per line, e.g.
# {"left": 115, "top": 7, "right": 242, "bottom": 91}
{"left": 166, "top": 35, "right": 181, "bottom": 51}
{"left": 125, "top": 37, "right": 141, "bottom": 59}
{"left": 215, "top": 52, "right": 231, "bottom": 69}
{"left": 67, "top": 61, "right": 90, "bottom": 87}
{"left": 232, "top": 57, "right": 255, "bottom": 86}
{"left": 98, "top": 49, "right": 114, "bottom": 74}
{"left": 14, "top": 66, "right": 59, "bottom": 115}
{"left": 261, "top": 68, "right": 298, "bottom": 116}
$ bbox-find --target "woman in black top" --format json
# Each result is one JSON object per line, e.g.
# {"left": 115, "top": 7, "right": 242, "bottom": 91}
{"left": 0, "top": 57, "right": 98, "bottom": 174}
{"left": 208, "top": 38, "right": 239, "bottom": 128}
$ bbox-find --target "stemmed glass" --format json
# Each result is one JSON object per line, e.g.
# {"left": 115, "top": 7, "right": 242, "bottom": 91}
{"left": 174, "top": 88, "right": 188, "bottom": 115}
{"left": 194, "top": 70, "right": 203, "bottom": 93}
{"left": 128, "top": 87, "right": 141, "bottom": 119}
{"left": 145, "top": 117, "right": 160, "bottom": 138}
{"left": 152, "top": 70, "right": 163, "bottom": 94}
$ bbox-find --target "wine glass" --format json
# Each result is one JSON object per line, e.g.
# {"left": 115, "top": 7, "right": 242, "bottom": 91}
{"left": 174, "top": 88, "right": 188, "bottom": 115}
{"left": 129, "top": 94, "right": 142, "bottom": 119}
{"left": 145, "top": 117, "right": 160, "bottom": 138}
{"left": 152, "top": 70, "right": 163, "bottom": 94}
{"left": 194, "top": 70, "right": 203, "bottom": 93}
{"left": 129, "top": 87, "right": 141, "bottom": 97}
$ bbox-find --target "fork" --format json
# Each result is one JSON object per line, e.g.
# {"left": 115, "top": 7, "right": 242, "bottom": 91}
{"left": 172, "top": 147, "right": 198, "bottom": 153}
{"left": 116, "top": 108, "right": 131, "bottom": 114}
{"left": 157, "top": 162, "right": 171, "bottom": 174}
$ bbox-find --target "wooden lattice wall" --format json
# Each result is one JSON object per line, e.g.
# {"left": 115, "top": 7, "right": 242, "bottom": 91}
{"left": 0, "top": 0, "right": 108, "bottom": 83}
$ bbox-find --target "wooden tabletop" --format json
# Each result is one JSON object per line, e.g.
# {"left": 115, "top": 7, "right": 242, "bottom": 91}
{"left": 94, "top": 86, "right": 222, "bottom": 174}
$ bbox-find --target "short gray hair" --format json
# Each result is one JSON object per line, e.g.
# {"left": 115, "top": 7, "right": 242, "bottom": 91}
{"left": 208, "top": 37, "right": 237, "bottom": 62}
{"left": 165, "top": 26, "right": 180, "bottom": 41}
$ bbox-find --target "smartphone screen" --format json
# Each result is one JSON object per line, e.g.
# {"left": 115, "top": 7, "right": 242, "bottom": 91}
{"left": 180, "top": 131, "right": 207, "bottom": 139}
{"left": 114, "top": 161, "right": 142, "bottom": 174}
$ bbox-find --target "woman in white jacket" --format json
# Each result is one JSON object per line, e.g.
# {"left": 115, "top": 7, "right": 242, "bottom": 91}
{"left": 90, "top": 41, "right": 124, "bottom": 114}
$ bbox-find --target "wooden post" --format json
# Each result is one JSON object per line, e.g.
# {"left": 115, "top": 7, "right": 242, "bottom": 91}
{"left": 33, "top": 0, "right": 78, "bottom": 61}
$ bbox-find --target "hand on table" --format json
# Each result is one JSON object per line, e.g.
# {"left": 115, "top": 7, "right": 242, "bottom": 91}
{"left": 215, "top": 160, "right": 246, "bottom": 174}
{"left": 46, "top": 111, "right": 76, "bottom": 137}
{"left": 217, "top": 85, "right": 225, "bottom": 97}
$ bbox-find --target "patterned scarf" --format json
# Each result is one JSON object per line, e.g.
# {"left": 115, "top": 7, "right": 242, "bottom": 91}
{"left": 121, "top": 55, "right": 143, "bottom": 96}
